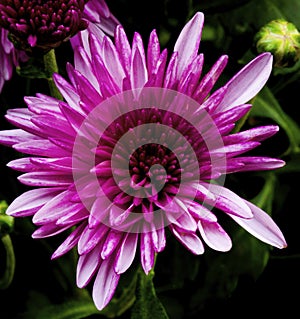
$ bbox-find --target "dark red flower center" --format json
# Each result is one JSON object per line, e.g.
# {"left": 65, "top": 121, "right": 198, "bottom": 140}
{"left": 129, "top": 143, "right": 181, "bottom": 195}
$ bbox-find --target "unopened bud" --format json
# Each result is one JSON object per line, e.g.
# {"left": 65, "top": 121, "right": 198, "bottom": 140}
{"left": 254, "top": 19, "right": 300, "bottom": 68}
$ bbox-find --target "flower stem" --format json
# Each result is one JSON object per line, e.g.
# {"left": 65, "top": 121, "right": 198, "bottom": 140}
{"left": 0, "top": 234, "right": 15, "bottom": 290}
{"left": 43, "top": 49, "right": 64, "bottom": 100}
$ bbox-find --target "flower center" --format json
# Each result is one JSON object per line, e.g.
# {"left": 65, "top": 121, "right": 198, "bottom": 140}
{"left": 0, "top": 0, "right": 88, "bottom": 52}
{"left": 94, "top": 108, "right": 203, "bottom": 212}
{"left": 129, "top": 143, "right": 180, "bottom": 195}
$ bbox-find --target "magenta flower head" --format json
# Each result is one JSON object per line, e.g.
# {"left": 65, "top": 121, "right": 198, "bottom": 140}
{"left": 0, "top": 0, "right": 119, "bottom": 54}
{"left": 0, "top": 12, "right": 287, "bottom": 310}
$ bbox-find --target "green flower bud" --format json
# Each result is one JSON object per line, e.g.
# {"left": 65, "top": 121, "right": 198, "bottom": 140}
{"left": 254, "top": 19, "right": 300, "bottom": 68}
{"left": 0, "top": 201, "right": 14, "bottom": 236}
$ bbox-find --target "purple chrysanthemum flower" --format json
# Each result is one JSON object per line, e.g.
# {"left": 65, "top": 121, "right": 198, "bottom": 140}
{"left": 0, "top": 12, "right": 287, "bottom": 310}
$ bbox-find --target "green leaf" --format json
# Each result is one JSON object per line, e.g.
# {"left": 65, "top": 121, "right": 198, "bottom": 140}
{"left": 251, "top": 173, "right": 277, "bottom": 213}
{"left": 251, "top": 86, "right": 300, "bottom": 153}
{"left": 188, "top": 226, "right": 270, "bottom": 313}
{"left": 217, "top": 0, "right": 300, "bottom": 35}
{"left": 131, "top": 268, "right": 169, "bottom": 319}
{"left": 16, "top": 57, "right": 48, "bottom": 79}
{"left": 23, "top": 291, "right": 100, "bottom": 319}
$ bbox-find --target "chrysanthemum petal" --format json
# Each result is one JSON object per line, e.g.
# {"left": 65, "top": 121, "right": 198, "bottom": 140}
{"left": 33, "top": 190, "right": 83, "bottom": 225}
{"left": 199, "top": 182, "right": 253, "bottom": 219}
{"left": 18, "top": 171, "right": 73, "bottom": 187}
{"left": 92, "top": 258, "right": 120, "bottom": 311}
{"left": 101, "top": 230, "right": 123, "bottom": 259}
{"left": 77, "top": 243, "right": 102, "bottom": 288}
{"left": 6, "top": 188, "right": 62, "bottom": 217}
{"left": 223, "top": 125, "right": 280, "bottom": 144}
{"left": 51, "top": 223, "right": 86, "bottom": 259}
{"left": 114, "top": 232, "right": 138, "bottom": 274}
{"left": 216, "top": 52, "right": 273, "bottom": 112}
{"left": 174, "top": 12, "right": 204, "bottom": 78}
{"left": 13, "top": 140, "right": 69, "bottom": 157}
{"left": 78, "top": 224, "right": 109, "bottom": 255}
{"left": 198, "top": 220, "right": 232, "bottom": 251}
{"left": 140, "top": 232, "right": 155, "bottom": 274}
{"left": 32, "top": 222, "right": 70, "bottom": 238}
{"left": 130, "top": 33, "right": 148, "bottom": 90}
{"left": 228, "top": 157, "right": 285, "bottom": 172}
{"left": 0, "top": 129, "right": 39, "bottom": 146}
{"left": 115, "top": 25, "right": 132, "bottom": 75}
{"left": 230, "top": 200, "right": 287, "bottom": 249}
{"left": 193, "top": 55, "right": 228, "bottom": 103}
{"left": 170, "top": 225, "right": 204, "bottom": 255}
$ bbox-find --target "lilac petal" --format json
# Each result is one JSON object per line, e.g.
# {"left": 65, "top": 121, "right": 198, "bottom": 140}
{"left": 51, "top": 223, "right": 86, "bottom": 259}
{"left": 25, "top": 94, "right": 62, "bottom": 115}
{"left": 101, "top": 230, "right": 123, "bottom": 259}
{"left": 73, "top": 45, "right": 98, "bottom": 90}
{"left": 201, "top": 182, "right": 253, "bottom": 219}
{"left": 170, "top": 225, "right": 204, "bottom": 255}
{"left": 102, "top": 36, "right": 126, "bottom": 88}
{"left": 147, "top": 29, "right": 161, "bottom": 75}
{"left": 77, "top": 243, "right": 102, "bottom": 288}
{"left": 193, "top": 55, "right": 228, "bottom": 103}
{"left": 31, "top": 114, "right": 74, "bottom": 138}
{"left": 13, "top": 139, "right": 70, "bottom": 157}
{"left": 89, "top": 195, "right": 113, "bottom": 228}
{"left": 92, "top": 258, "right": 120, "bottom": 311}
{"left": 32, "top": 222, "right": 70, "bottom": 238}
{"left": 130, "top": 33, "right": 148, "bottom": 90}
{"left": 164, "top": 52, "right": 178, "bottom": 89}
{"left": 115, "top": 25, "right": 131, "bottom": 76}
{"left": 33, "top": 190, "right": 82, "bottom": 225}
{"left": 187, "top": 200, "right": 217, "bottom": 222}
{"left": 166, "top": 205, "right": 197, "bottom": 232}
{"left": 178, "top": 54, "right": 204, "bottom": 95}
{"left": 114, "top": 232, "right": 138, "bottom": 274}
{"left": 198, "top": 220, "right": 232, "bottom": 251}
{"left": 0, "top": 129, "right": 39, "bottom": 146}
{"left": 56, "top": 208, "right": 88, "bottom": 226}
{"left": 69, "top": 68, "right": 103, "bottom": 113}
{"left": 18, "top": 171, "right": 73, "bottom": 187}
{"left": 216, "top": 52, "right": 273, "bottom": 112}
{"left": 109, "top": 204, "right": 133, "bottom": 227}
{"left": 152, "top": 49, "right": 168, "bottom": 87}
{"left": 229, "top": 157, "right": 285, "bottom": 172}
{"left": 174, "top": 12, "right": 204, "bottom": 78}
{"left": 140, "top": 232, "right": 155, "bottom": 274}
{"left": 78, "top": 224, "right": 108, "bottom": 255}
{"left": 30, "top": 157, "right": 73, "bottom": 172}
{"left": 6, "top": 188, "right": 62, "bottom": 217}
{"left": 7, "top": 157, "right": 37, "bottom": 172}
{"left": 151, "top": 225, "right": 166, "bottom": 253}
{"left": 230, "top": 200, "right": 287, "bottom": 249}
{"left": 223, "top": 125, "right": 280, "bottom": 144}
{"left": 53, "top": 73, "right": 80, "bottom": 109}
{"left": 5, "top": 109, "right": 44, "bottom": 137}
{"left": 213, "top": 104, "right": 252, "bottom": 131}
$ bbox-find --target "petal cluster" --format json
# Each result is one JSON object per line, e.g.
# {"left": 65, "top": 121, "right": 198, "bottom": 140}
{"left": 0, "top": 11, "right": 287, "bottom": 311}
